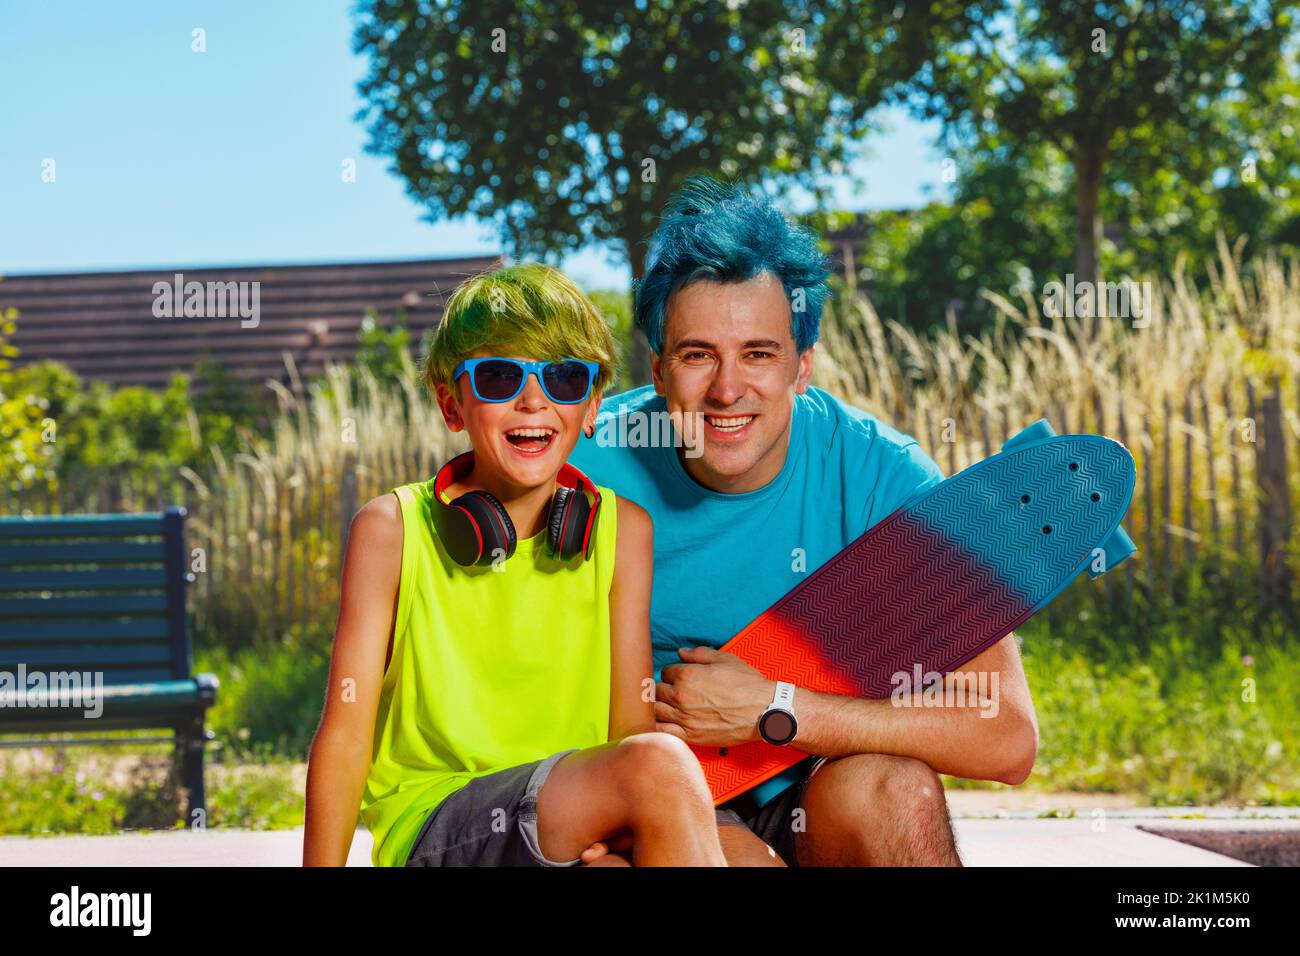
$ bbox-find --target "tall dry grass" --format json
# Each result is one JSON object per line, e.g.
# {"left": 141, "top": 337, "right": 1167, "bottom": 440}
{"left": 182, "top": 351, "right": 465, "bottom": 648}
{"left": 816, "top": 238, "right": 1299, "bottom": 465}
{"left": 182, "top": 243, "right": 1300, "bottom": 650}
{"left": 814, "top": 241, "right": 1300, "bottom": 625}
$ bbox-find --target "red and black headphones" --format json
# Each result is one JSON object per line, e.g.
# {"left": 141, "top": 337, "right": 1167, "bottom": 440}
{"left": 429, "top": 451, "right": 603, "bottom": 567}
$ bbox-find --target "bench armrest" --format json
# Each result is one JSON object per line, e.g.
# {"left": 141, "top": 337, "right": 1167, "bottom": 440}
{"left": 194, "top": 672, "right": 220, "bottom": 709}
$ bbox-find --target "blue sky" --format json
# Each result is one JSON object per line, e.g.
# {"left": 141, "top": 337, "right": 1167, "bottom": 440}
{"left": 0, "top": 0, "right": 949, "bottom": 291}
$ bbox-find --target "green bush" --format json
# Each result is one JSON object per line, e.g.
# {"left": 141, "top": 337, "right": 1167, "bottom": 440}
{"left": 586, "top": 289, "right": 634, "bottom": 394}
{"left": 998, "top": 613, "right": 1300, "bottom": 804}
{"left": 197, "top": 633, "right": 332, "bottom": 761}
{"left": 0, "top": 307, "right": 57, "bottom": 491}
{"left": 356, "top": 309, "right": 417, "bottom": 386}
{"left": 0, "top": 744, "right": 304, "bottom": 835}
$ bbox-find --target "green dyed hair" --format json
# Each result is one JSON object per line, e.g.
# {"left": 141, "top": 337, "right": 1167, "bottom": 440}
{"left": 422, "top": 262, "right": 622, "bottom": 397}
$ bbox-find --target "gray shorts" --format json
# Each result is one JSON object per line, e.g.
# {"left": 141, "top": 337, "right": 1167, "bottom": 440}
{"left": 714, "top": 755, "right": 829, "bottom": 866}
{"left": 405, "top": 749, "right": 581, "bottom": 867}
{"left": 404, "top": 748, "right": 829, "bottom": 866}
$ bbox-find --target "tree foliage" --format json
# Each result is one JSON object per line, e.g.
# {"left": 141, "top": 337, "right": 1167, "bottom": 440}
{"left": 833, "top": 0, "right": 1298, "bottom": 288}
{"left": 353, "top": 0, "right": 882, "bottom": 275}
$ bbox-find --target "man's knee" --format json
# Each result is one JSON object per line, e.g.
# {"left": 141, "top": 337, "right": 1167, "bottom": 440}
{"left": 800, "top": 753, "right": 959, "bottom": 866}
{"left": 873, "top": 754, "right": 947, "bottom": 813}
{"left": 809, "top": 753, "right": 948, "bottom": 820}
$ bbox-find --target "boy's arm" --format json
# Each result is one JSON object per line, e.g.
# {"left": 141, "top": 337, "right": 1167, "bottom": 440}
{"left": 607, "top": 497, "right": 656, "bottom": 741}
{"left": 303, "top": 493, "right": 402, "bottom": 866}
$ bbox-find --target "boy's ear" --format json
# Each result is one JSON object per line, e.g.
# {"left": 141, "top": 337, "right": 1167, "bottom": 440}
{"left": 583, "top": 390, "right": 603, "bottom": 435}
{"left": 434, "top": 382, "right": 466, "bottom": 432}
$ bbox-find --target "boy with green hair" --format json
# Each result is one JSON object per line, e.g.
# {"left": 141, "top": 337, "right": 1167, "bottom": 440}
{"left": 303, "top": 262, "right": 725, "bottom": 867}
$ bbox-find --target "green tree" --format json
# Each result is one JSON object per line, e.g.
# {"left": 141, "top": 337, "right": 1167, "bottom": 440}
{"left": 851, "top": 141, "right": 1074, "bottom": 334}
{"left": 352, "top": 0, "right": 917, "bottom": 382}
{"left": 1099, "top": 38, "right": 1300, "bottom": 273}
{"left": 823, "top": 0, "right": 1295, "bottom": 296}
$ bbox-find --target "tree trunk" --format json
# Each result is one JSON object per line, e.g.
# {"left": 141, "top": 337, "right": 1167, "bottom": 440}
{"left": 1074, "top": 141, "right": 1105, "bottom": 339}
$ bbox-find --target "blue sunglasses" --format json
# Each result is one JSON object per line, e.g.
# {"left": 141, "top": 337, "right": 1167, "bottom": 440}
{"left": 452, "top": 357, "right": 600, "bottom": 404}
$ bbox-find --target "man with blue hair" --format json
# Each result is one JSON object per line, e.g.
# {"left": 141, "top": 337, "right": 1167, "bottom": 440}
{"left": 568, "top": 176, "right": 1038, "bottom": 866}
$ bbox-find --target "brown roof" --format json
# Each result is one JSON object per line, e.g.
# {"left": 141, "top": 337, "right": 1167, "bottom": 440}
{"left": 0, "top": 255, "right": 502, "bottom": 390}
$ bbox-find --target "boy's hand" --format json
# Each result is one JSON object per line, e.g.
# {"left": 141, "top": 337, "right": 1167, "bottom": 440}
{"left": 579, "top": 830, "right": 634, "bottom": 864}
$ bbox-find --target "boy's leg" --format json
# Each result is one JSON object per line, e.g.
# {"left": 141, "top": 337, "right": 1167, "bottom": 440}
{"left": 535, "top": 732, "right": 726, "bottom": 866}
{"left": 711, "top": 755, "right": 828, "bottom": 866}
{"left": 715, "top": 812, "right": 786, "bottom": 867}
{"left": 583, "top": 851, "right": 632, "bottom": 867}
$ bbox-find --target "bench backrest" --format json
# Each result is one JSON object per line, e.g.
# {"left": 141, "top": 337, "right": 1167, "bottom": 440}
{"left": 0, "top": 508, "right": 193, "bottom": 685}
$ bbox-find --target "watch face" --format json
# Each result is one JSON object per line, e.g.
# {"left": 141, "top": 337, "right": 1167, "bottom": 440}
{"left": 760, "top": 709, "right": 797, "bottom": 746}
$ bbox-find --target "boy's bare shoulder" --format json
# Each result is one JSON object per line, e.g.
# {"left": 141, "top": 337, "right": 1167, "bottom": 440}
{"left": 349, "top": 493, "right": 403, "bottom": 550}
{"left": 613, "top": 496, "right": 652, "bottom": 545}
{"left": 359, "top": 490, "right": 401, "bottom": 517}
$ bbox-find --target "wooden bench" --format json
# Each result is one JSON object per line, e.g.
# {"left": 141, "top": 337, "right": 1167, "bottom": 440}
{"left": 0, "top": 507, "right": 218, "bottom": 824}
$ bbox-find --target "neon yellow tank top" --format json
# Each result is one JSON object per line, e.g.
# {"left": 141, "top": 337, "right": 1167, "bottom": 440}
{"left": 359, "top": 476, "right": 618, "bottom": 867}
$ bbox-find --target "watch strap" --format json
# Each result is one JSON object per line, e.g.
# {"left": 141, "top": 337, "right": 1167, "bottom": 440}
{"left": 771, "top": 680, "right": 795, "bottom": 712}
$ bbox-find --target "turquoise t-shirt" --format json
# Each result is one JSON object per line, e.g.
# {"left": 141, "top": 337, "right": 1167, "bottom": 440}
{"left": 567, "top": 383, "right": 946, "bottom": 807}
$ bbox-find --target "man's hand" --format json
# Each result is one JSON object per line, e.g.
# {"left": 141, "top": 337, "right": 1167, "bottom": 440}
{"left": 654, "top": 645, "right": 774, "bottom": 747}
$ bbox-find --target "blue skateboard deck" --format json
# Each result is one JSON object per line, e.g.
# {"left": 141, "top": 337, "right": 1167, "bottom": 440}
{"left": 694, "top": 419, "right": 1138, "bottom": 804}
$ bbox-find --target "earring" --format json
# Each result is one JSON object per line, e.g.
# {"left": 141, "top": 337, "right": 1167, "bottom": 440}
{"left": 584, "top": 423, "right": 594, "bottom": 438}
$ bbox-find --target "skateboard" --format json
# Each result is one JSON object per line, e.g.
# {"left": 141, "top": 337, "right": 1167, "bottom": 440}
{"left": 692, "top": 419, "right": 1138, "bottom": 805}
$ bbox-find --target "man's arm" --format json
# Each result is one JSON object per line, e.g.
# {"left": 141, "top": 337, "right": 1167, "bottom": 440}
{"left": 607, "top": 497, "right": 657, "bottom": 740}
{"left": 655, "top": 632, "right": 1038, "bottom": 785}
{"left": 787, "top": 633, "right": 1039, "bottom": 783}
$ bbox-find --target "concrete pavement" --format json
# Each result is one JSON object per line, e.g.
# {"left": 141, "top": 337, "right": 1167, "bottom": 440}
{"left": 4, "top": 808, "right": 1296, "bottom": 866}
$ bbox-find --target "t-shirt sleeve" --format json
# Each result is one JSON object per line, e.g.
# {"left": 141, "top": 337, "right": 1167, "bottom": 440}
{"left": 866, "top": 440, "right": 946, "bottom": 528}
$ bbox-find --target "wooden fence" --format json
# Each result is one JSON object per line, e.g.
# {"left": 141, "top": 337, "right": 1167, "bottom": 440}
{"left": 4, "top": 374, "right": 1295, "bottom": 645}
{"left": 899, "top": 374, "right": 1295, "bottom": 619}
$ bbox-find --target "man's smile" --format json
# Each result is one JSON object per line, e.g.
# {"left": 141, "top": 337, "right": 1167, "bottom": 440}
{"left": 704, "top": 413, "right": 758, "bottom": 439}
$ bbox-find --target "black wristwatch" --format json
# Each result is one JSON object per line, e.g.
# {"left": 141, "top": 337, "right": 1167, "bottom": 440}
{"left": 757, "top": 680, "right": 798, "bottom": 746}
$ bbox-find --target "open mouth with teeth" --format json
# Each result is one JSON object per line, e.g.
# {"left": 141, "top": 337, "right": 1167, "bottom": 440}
{"left": 704, "top": 414, "right": 756, "bottom": 435}
{"left": 503, "top": 426, "right": 558, "bottom": 455}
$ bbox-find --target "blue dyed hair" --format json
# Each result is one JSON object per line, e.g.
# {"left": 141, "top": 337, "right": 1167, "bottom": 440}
{"left": 634, "top": 177, "right": 832, "bottom": 355}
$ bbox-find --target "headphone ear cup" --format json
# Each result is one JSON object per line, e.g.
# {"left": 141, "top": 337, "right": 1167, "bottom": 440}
{"left": 547, "top": 487, "right": 573, "bottom": 558}
{"left": 582, "top": 494, "right": 601, "bottom": 559}
{"left": 548, "top": 486, "right": 591, "bottom": 559}
{"left": 454, "top": 491, "right": 516, "bottom": 564}
{"left": 433, "top": 499, "right": 480, "bottom": 567}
